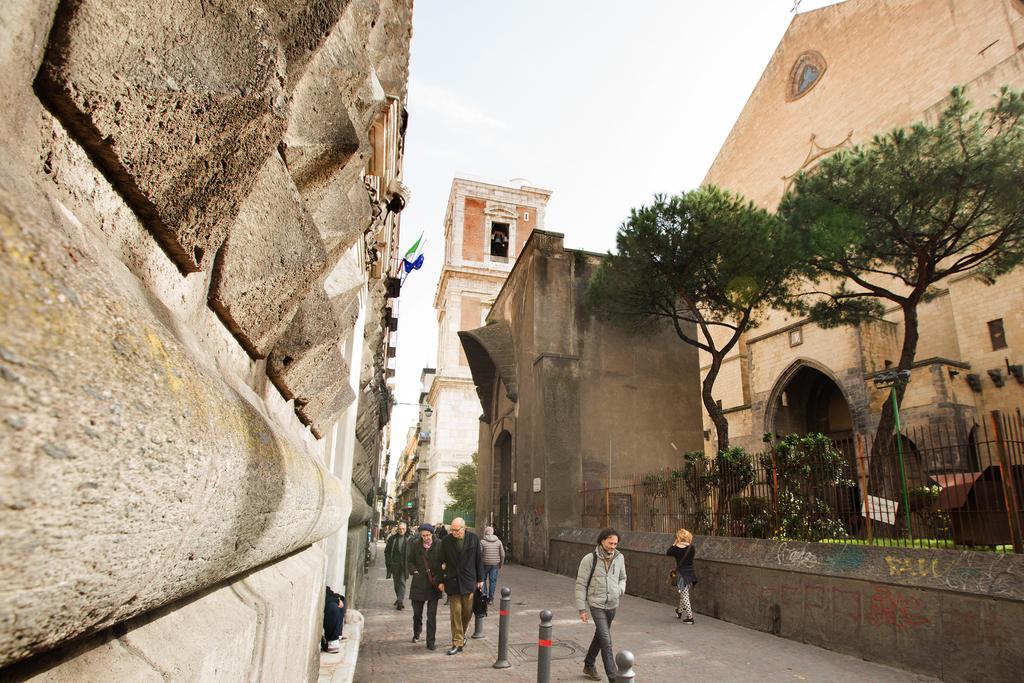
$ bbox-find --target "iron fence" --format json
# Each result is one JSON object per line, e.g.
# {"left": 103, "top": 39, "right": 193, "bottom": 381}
{"left": 581, "top": 410, "right": 1024, "bottom": 553}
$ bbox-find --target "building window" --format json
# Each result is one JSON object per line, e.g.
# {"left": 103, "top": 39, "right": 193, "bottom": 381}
{"left": 523, "top": 211, "right": 529, "bottom": 222}
{"left": 789, "top": 327, "right": 803, "bottom": 347}
{"left": 988, "top": 319, "right": 1007, "bottom": 350}
{"left": 490, "top": 222, "right": 510, "bottom": 261}
{"left": 787, "top": 51, "right": 827, "bottom": 101}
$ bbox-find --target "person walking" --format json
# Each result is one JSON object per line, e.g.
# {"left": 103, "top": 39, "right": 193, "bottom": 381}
{"left": 384, "top": 521, "right": 413, "bottom": 610}
{"left": 479, "top": 526, "right": 505, "bottom": 603}
{"left": 406, "top": 523, "right": 442, "bottom": 650}
{"left": 436, "top": 517, "right": 484, "bottom": 655}
{"left": 666, "top": 527, "right": 697, "bottom": 623}
{"left": 575, "top": 528, "right": 627, "bottom": 682}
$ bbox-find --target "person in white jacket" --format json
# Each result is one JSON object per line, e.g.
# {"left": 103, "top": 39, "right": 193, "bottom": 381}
{"left": 574, "top": 528, "right": 626, "bottom": 682}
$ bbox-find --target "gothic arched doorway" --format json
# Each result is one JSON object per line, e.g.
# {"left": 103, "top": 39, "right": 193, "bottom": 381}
{"left": 494, "top": 431, "right": 514, "bottom": 559}
{"left": 769, "top": 364, "right": 854, "bottom": 449}
{"left": 767, "top": 363, "right": 860, "bottom": 535}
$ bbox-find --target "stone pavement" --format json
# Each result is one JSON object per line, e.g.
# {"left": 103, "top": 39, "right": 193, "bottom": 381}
{"left": 353, "top": 542, "right": 936, "bottom": 682}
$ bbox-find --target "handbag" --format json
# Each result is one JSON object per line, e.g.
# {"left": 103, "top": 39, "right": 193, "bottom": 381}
{"left": 669, "top": 568, "right": 678, "bottom": 586}
{"left": 473, "top": 587, "right": 488, "bottom": 617}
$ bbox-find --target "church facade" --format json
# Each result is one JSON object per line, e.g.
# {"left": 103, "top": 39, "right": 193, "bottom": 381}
{"left": 702, "top": 0, "right": 1024, "bottom": 468}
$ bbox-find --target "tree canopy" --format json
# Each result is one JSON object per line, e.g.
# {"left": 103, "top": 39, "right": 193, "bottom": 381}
{"left": 585, "top": 185, "right": 806, "bottom": 451}
{"left": 781, "top": 86, "right": 1024, "bottom": 450}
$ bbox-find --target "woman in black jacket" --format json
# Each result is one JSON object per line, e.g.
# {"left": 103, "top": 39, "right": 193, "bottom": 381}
{"left": 406, "top": 523, "right": 443, "bottom": 650}
{"left": 666, "top": 528, "right": 697, "bottom": 623}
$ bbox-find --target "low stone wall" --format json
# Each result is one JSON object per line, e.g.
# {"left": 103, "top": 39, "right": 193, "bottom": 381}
{"left": 550, "top": 528, "right": 1024, "bottom": 682}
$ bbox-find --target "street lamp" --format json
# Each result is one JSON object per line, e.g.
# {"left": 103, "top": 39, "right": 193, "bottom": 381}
{"left": 392, "top": 399, "right": 432, "bottom": 416}
{"left": 872, "top": 368, "right": 912, "bottom": 536}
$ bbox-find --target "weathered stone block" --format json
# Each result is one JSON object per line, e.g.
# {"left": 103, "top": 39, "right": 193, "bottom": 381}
{"left": 209, "top": 152, "right": 327, "bottom": 358}
{"left": 0, "top": 190, "right": 343, "bottom": 667}
{"left": 263, "top": 0, "right": 352, "bottom": 90}
{"left": 281, "top": 3, "right": 387, "bottom": 255}
{"left": 366, "top": 0, "right": 413, "bottom": 98}
{"left": 267, "top": 286, "right": 358, "bottom": 436}
{"left": 36, "top": 0, "right": 289, "bottom": 272}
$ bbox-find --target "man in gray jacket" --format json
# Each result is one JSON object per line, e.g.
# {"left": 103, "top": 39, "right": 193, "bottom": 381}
{"left": 479, "top": 526, "right": 505, "bottom": 603}
{"left": 575, "top": 528, "right": 626, "bottom": 683}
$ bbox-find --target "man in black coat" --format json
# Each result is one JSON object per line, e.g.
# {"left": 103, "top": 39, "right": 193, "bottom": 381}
{"left": 436, "top": 517, "right": 484, "bottom": 655}
{"left": 384, "top": 521, "right": 413, "bottom": 609}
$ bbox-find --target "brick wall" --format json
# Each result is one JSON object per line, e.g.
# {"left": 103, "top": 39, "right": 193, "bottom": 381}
{"left": 462, "top": 197, "right": 485, "bottom": 262}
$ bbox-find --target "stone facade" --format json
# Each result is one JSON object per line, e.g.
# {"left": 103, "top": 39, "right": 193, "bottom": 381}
{"left": 0, "top": 0, "right": 412, "bottom": 678}
{"left": 461, "top": 231, "right": 705, "bottom": 568}
{"left": 702, "top": 0, "right": 1024, "bottom": 462}
{"left": 424, "top": 178, "right": 551, "bottom": 524}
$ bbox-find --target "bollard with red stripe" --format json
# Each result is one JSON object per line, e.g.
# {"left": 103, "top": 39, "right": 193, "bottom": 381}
{"left": 493, "top": 587, "right": 512, "bottom": 669}
{"left": 536, "top": 609, "right": 553, "bottom": 683}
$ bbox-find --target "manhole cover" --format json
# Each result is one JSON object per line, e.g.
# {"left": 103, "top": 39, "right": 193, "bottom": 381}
{"left": 508, "top": 640, "right": 584, "bottom": 662}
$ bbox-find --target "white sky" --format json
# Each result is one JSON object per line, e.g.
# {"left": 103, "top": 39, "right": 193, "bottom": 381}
{"left": 387, "top": 0, "right": 843, "bottom": 472}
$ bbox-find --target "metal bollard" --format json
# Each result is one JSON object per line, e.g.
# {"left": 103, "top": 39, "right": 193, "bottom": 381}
{"left": 492, "top": 587, "right": 512, "bottom": 669}
{"left": 471, "top": 612, "right": 486, "bottom": 639}
{"left": 536, "top": 609, "right": 553, "bottom": 683}
{"left": 615, "top": 650, "right": 636, "bottom": 682}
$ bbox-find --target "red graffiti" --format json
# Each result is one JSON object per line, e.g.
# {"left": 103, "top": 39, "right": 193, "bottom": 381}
{"left": 867, "top": 586, "right": 930, "bottom": 631}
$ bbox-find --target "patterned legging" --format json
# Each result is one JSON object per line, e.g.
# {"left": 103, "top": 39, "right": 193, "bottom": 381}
{"left": 676, "top": 584, "right": 693, "bottom": 619}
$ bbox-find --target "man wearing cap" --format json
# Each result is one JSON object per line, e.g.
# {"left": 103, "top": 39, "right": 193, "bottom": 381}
{"left": 406, "top": 523, "right": 442, "bottom": 650}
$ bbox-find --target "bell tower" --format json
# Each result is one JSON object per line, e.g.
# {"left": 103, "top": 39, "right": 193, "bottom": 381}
{"left": 423, "top": 178, "right": 552, "bottom": 524}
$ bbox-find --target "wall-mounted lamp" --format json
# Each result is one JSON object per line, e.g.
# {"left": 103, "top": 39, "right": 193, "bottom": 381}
{"left": 1008, "top": 364, "right": 1024, "bottom": 384}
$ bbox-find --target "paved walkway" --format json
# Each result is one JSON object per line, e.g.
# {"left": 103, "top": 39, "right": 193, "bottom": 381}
{"left": 355, "top": 542, "right": 935, "bottom": 682}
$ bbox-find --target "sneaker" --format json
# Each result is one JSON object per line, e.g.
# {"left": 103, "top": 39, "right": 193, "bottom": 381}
{"left": 446, "top": 646, "right": 463, "bottom": 655}
{"left": 583, "top": 664, "right": 601, "bottom": 680}
{"left": 397, "top": 602, "right": 405, "bottom": 610}
{"left": 411, "top": 635, "right": 420, "bottom": 643}
{"left": 426, "top": 642, "right": 436, "bottom": 650}
{"left": 675, "top": 608, "right": 683, "bottom": 619}
{"left": 683, "top": 616, "right": 695, "bottom": 624}
{"left": 326, "top": 640, "right": 340, "bottom": 654}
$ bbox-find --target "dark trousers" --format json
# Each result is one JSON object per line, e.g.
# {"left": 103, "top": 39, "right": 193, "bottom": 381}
{"left": 412, "top": 599, "right": 438, "bottom": 644}
{"left": 392, "top": 572, "right": 407, "bottom": 604}
{"left": 323, "top": 599, "right": 345, "bottom": 642}
{"left": 585, "top": 607, "right": 616, "bottom": 681}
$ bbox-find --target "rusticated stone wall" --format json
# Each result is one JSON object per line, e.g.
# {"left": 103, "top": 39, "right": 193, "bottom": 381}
{"left": 0, "top": 0, "right": 412, "bottom": 677}
{"left": 551, "top": 528, "right": 1024, "bottom": 682}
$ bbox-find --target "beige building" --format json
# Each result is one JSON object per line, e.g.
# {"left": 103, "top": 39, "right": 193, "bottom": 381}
{"left": 424, "top": 178, "right": 551, "bottom": 524}
{"left": 702, "top": 0, "right": 1024, "bottom": 469}
{"left": 393, "top": 367, "right": 435, "bottom": 521}
{"left": 461, "top": 231, "right": 705, "bottom": 567}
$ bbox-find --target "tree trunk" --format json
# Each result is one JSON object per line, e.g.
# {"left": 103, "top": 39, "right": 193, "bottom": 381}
{"left": 868, "top": 303, "right": 920, "bottom": 494}
{"left": 703, "top": 356, "right": 729, "bottom": 453}
{"left": 702, "top": 355, "right": 733, "bottom": 533}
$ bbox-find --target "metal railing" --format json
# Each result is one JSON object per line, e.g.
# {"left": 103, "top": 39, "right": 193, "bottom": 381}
{"left": 582, "top": 410, "right": 1024, "bottom": 553}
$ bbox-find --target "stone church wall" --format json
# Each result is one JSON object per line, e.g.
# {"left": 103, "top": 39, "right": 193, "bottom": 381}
{"left": 0, "top": 0, "right": 412, "bottom": 678}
